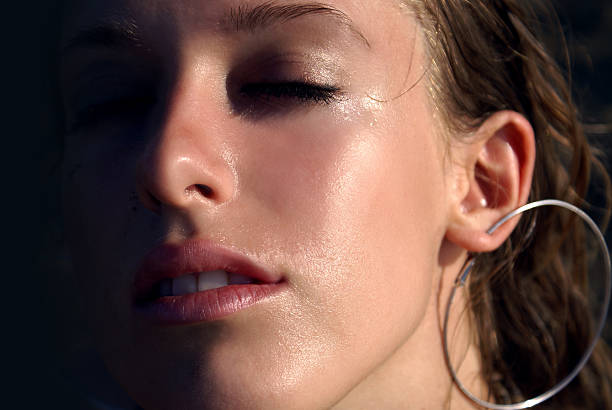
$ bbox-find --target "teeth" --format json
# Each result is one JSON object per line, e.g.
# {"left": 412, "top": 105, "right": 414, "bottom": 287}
{"left": 159, "top": 279, "right": 173, "bottom": 297}
{"left": 172, "top": 275, "right": 197, "bottom": 296}
{"left": 228, "top": 273, "right": 255, "bottom": 285}
{"left": 159, "top": 270, "right": 253, "bottom": 297}
{"left": 197, "top": 270, "right": 229, "bottom": 291}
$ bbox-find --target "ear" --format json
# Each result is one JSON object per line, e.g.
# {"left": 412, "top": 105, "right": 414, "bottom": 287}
{"left": 445, "top": 111, "right": 535, "bottom": 252}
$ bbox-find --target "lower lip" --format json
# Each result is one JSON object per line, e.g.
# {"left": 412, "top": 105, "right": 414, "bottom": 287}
{"left": 134, "top": 283, "right": 284, "bottom": 325}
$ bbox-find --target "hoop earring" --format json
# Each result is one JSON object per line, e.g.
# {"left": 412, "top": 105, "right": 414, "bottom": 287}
{"left": 442, "top": 199, "right": 611, "bottom": 410}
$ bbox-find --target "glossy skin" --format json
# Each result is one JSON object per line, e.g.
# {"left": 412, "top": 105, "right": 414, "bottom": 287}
{"left": 60, "top": 0, "right": 534, "bottom": 409}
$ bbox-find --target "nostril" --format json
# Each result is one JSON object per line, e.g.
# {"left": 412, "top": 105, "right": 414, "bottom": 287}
{"left": 185, "top": 184, "right": 214, "bottom": 199}
{"left": 196, "top": 184, "right": 213, "bottom": 197}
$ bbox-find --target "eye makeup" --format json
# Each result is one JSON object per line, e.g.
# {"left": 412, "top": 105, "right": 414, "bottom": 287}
{"left": 61, "top": 20, "right": 359, "bottom": 135}
{"left": 226, "top": 50, "right": 347, "bottom": 119}
{"left": 233, "top": 80, "right": 341, "bottom": 117}
{"left": 62, "top": 61, "right": 158, "bottom": 134}
{"left": 67, "top": 93, "right": 156, "bottom": 134}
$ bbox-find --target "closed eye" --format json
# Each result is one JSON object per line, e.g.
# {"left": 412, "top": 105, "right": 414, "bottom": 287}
{"left": 240, "top": 81, "right": 340, "bottom": 104}
{"left": 233, "top": 81, "right": 342, "bottom": 118}
{"left": 67, "top": 94, "right": 155, "bottom": 133}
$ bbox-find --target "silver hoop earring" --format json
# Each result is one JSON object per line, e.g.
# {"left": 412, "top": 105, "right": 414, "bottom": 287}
{"left": 442, "top": 199, "right": 611, "bottom": 409}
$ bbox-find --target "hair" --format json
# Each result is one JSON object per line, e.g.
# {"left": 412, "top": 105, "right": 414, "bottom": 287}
{"left": 402, "top": 0, "right": 612, "bottom": 408}
{"left": 46, "top": 0, "right": 610, "bottom": 408}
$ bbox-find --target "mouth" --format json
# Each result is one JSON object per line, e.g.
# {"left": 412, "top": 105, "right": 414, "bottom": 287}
{"left": 132, "top": 239, "right": 285, "bottom": 325}
{"left": 155, "top": 270, "right": 263, "bottom": 298}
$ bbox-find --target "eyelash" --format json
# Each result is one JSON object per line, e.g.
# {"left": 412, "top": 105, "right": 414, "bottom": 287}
{"left": 67, "top": 81, "right": 341, "bottom": 133}
{"left": 239, "top": 81, "right": 340, "bottom": 105}
{"left": 230, "top": 81, "right": 342, "bottom": 119}
{"left": 68, "top": 94, "right": 154, "bottom": 133}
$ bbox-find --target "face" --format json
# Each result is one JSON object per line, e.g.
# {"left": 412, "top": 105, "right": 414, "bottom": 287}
{"left": 60, "top": 0, "right": 452, "bottom": 408}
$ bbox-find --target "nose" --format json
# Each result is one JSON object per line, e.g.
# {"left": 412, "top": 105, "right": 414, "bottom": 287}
{"left": 136, "top": 79, "right": 235, "bottom": 215}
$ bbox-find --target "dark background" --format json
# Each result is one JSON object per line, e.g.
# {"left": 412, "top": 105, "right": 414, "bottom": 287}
{"left": 5, "top": 0, "right": 611, "bottom": 408}
{"left": 554, "top": 0, "right": 612, "bottom": 130}
{"left": 549, "top": 0, "right": 612, "bottom": 346}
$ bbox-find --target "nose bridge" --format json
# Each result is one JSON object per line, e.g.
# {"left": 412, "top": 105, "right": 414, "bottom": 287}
{"left": 137, "top": 69, "right": 235, "bottom": 212}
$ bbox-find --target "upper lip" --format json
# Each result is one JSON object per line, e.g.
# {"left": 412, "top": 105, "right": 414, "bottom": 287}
{"left": 132, "top": 239, "right": 283, "bottom": 301}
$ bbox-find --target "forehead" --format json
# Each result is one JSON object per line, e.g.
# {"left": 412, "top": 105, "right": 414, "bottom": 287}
{"left": 61, "top": 0, "right": 407, "bottom": 50}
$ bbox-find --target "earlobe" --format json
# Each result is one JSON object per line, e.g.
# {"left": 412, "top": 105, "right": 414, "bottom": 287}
{"left": 446, "top": 111, "right": 535, "bottom": 253}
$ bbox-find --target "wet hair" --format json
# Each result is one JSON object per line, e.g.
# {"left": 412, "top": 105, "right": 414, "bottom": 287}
{"left": 403, "top": 0, "right": 612, "bottom": 408}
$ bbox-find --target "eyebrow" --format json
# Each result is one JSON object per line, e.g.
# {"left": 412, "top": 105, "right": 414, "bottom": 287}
{"left": 62, "top": 18, "right": 144, "bottom": 55}
{"left": 62, "top": 1, "right": 370, "bottom": 55}
{"left": 223, "top": 1, "right": 370, "bottom": 47}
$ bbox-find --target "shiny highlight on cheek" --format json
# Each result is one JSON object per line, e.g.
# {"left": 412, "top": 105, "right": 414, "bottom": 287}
{"left": 58, "top": 1, "right": 453, "bottom": 409}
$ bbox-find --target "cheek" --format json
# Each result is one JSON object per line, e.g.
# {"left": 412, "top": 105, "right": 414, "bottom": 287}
{"left": 61, "top": 135, "right": 145, "bottom": 335}
{"left": 220, "top": 98, "right": 448, "bottom": 396}
{"left": 60, "top": 88, "right": 448, "bottom": 408}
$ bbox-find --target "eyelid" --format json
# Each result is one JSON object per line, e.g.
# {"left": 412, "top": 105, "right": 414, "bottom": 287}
{"left": 240, "top": 81, "right": 340, "bottom": 101}
{"left": 231, "top": 80, "right": 343, "bottom": 119}
{"left": 66, "top": 92, "right": 156, "bottom": 134}
{"left": 65, "top": 69, "right": 139, "bottom": 111}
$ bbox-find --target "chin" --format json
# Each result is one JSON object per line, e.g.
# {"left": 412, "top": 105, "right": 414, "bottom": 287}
{"left": 98, "top": 322, "right": 335, "bottom": 410}
{"left": 112, "top": 361, "right": 327, "bottom": 410}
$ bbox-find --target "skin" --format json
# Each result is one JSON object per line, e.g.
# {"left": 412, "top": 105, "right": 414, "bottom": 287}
{"left": 60, "top": 0, "right": 535, "bottom": 409}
